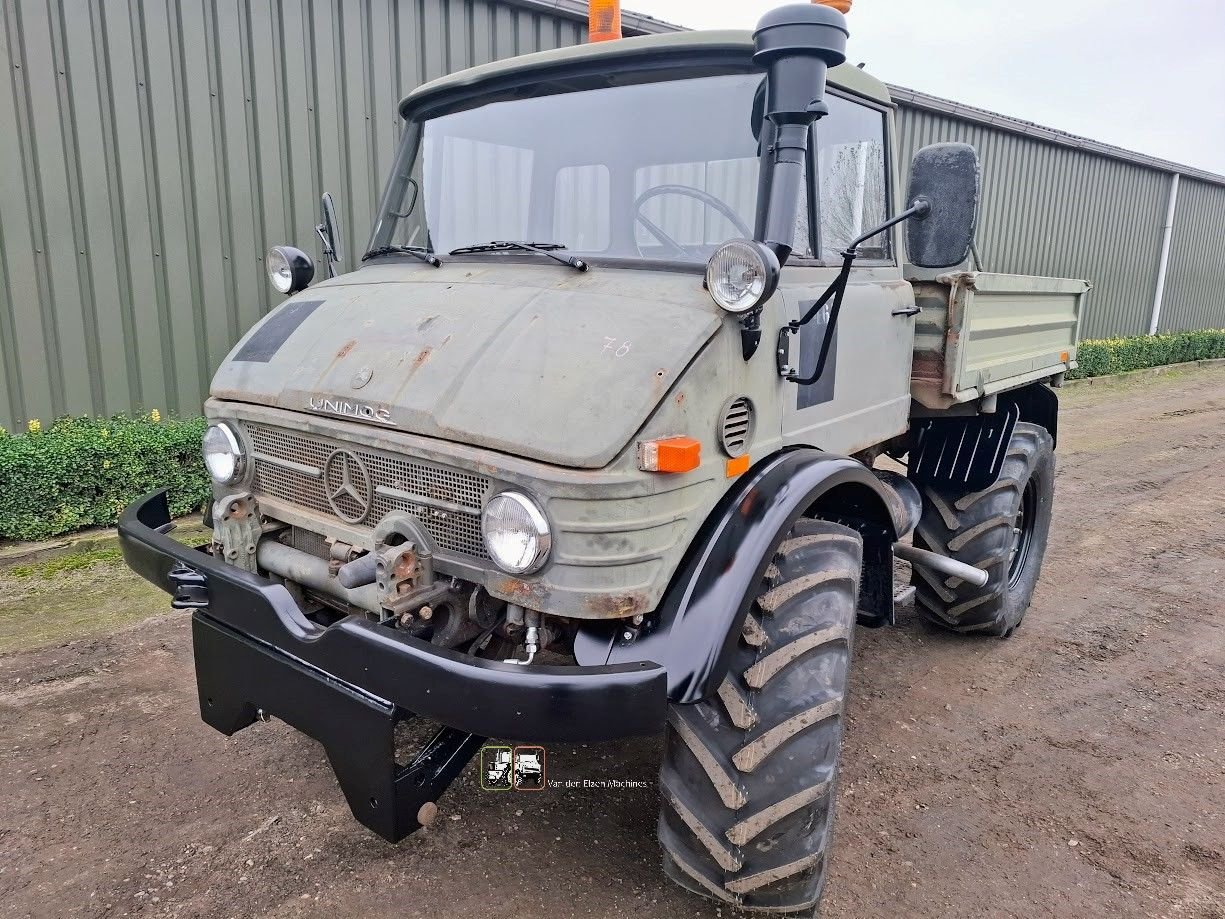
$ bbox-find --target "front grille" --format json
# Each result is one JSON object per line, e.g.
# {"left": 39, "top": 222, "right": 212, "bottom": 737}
{"left": 247, "top": 424, "right": 490, "bottom": 558}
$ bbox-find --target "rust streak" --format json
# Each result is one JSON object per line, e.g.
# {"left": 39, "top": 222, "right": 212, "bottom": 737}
{"left": 410, "top": 348, "right": 432, "bottom": 371}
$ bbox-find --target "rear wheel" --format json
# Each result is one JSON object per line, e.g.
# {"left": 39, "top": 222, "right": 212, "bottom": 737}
{"left": 911, "top": 421, "right": 1055, "bottom": 636}
{"left": 658, "top": 519, "right": 863, "bottom": 915}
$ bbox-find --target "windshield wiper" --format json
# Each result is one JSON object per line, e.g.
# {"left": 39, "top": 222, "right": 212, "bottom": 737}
{"left": 449, "top": 240, "right": 589, "bottom": 272}
{"left": 362, "top": 245, "right": 442, "bottom": 267}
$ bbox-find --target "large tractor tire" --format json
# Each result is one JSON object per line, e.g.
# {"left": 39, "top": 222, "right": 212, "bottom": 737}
{"left": 658, "top": 519, "right": 862, "bottom": 915}
{"left": 912, "top": 421, "right": 1055, "bottom": 637}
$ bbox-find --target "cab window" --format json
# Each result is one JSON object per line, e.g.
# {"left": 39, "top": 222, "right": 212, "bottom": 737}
{"left": 815, "top": 95, "right": 890, "bottom": 261}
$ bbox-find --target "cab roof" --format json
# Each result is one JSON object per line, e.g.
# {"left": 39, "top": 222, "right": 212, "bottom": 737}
{"left": 398, "top": 29, "right": 892, "bottom": 118}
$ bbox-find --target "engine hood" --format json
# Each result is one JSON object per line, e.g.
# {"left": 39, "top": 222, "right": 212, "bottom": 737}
{"left": 211, "top": 261, "right": 723, "bottom": 469}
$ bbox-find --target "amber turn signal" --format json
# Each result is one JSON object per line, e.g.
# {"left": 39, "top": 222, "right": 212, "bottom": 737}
{"left": 638, "top": 437, "right": 701, "bottom": 473}
{"left": 725, "top": 454, "right": 751, "bottom": 478}
{"left": 814, "top": 0, "right": 852, "bottom": 12}
{"left": 588, "top": 0, "right": 622, "bottom": 42}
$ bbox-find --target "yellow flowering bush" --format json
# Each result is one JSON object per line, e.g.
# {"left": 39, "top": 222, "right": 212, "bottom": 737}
{"left": 0, "top": 413, "right": 210, "bottom": 541}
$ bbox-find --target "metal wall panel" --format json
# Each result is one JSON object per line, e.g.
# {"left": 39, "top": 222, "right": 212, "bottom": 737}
{"left": 1159, "top": 178, "right": 1225, "bottom": 333}
{"left": 894, "top": 106, "right": 1173, "bottom": 340}
{"left": 0, "top": 0, "right": 595, "bottom": 431}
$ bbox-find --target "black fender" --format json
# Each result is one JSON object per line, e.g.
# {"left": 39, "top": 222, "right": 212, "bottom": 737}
{"left": 1001, "top": 382, "right": 1059, "bottom": 448}
{"left": 573, "top": 449, "right": 912, "bottom": 705}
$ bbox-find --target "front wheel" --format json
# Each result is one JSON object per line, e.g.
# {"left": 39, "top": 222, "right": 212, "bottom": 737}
{"left": 658, "top": 519, "right": 863, "bottom": 914}
{"left": 912, "top": 421, "right": 1055, "bottom": 636}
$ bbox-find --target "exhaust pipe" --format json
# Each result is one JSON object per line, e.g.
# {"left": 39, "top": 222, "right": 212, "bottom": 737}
{"left": 894, "top": 542, "right": 990, "bottom": 588}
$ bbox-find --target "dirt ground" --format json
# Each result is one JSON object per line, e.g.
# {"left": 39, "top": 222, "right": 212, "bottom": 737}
{"left": 2, "top": 367, "right": 1222, "bottom": 919}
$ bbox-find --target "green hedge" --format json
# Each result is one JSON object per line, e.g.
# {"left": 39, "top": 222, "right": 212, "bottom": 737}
{"left": 0, "top": 413, "right": 211, "bottom": 541}
{"left": 1068, "top": 329, "right": 1225, "bottom": 380}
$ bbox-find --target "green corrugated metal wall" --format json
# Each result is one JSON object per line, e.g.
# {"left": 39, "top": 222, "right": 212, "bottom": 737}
{"left": 0, "top": 0, "right": 597, "bottom": 431}
{"left": 1, "top": 0, "right": 1222, "bottom": 431}
{"left": 893, "top": 108, "right": 1174, "bottom": 340}
{"left": 1160, "top": 178, "right": 1225, "bottom": 334}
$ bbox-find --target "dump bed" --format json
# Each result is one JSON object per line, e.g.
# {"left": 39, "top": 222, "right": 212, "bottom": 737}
{"left": 910, "top": 271, "right": 1091, "bottom": 409}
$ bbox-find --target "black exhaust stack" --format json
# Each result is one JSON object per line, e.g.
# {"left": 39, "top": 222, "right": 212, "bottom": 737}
{"left": 753, "top": 4, "right": 848, "bottom": 263}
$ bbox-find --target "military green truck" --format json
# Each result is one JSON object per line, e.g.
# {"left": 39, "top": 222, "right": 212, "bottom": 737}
{"left": 120, "top": 4, "right": 1089, "bottom": 914}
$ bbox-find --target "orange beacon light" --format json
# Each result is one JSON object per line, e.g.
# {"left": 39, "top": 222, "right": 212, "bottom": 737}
{"left": 588, "top": 0, "right": 622, "bottom": 42}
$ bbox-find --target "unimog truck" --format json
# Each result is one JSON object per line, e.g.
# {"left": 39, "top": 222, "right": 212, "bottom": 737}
{"left": 120, "top": 3, "right": 1089, "bottom": 913}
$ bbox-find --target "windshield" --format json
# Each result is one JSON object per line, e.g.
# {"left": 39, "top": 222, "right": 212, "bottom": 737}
{"left": 367, "top": 72, "right": 811, "bottom": 266}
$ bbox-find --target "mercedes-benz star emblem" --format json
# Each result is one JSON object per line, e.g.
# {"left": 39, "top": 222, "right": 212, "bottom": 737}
{"left": 351, "top": 366, "right": 373, "bottom": 389}
{"left": 323, "top": 449, "right": 373, "bottom": 523}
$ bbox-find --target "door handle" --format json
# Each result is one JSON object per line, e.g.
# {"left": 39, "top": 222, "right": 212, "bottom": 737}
{"left": 892, "top": 305, "right": 921, "bottom": 317}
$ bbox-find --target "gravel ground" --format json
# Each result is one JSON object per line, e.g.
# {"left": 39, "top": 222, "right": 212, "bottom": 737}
{"left": 1, "top": 366, "right": 1222, "bottom": 919}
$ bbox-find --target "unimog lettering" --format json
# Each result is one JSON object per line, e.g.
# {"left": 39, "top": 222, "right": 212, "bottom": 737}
{"left": 120, "top": 4, "right": 1088, "bottom": 915}
{"left": 306, "top": 396, "right": 393, "bottom": 425}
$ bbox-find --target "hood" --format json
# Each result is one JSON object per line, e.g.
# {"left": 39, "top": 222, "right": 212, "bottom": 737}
{"left": 211, "top": 262, "right": 723, "bottom": 468}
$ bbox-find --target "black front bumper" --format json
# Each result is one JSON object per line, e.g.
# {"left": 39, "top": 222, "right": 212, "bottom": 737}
{"left": 119, "top": 491, "right": 667, "bottom": 841}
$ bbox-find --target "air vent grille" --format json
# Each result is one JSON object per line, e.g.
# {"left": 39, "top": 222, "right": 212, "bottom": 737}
{"left": 720, "top": 397, "right": 755, "bottom": 457}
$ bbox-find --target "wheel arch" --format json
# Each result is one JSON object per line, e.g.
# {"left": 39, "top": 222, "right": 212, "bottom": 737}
{"left": 573, "top": 448, "right": 910, "bottom": 704}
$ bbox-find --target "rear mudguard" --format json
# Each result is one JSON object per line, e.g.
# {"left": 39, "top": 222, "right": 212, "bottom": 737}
{"left": 574, "top": 449, "right": 912, "bottom": 705}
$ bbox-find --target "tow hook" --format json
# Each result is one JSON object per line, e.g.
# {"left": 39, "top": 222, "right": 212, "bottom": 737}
{"left": 168, "top": 563, "right": 209, "bottom": 610}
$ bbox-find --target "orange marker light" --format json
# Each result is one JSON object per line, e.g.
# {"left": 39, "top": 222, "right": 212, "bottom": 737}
{"left": 1060, "top": 350, "right": 1070, "bottom": 363}
{"left": 726, "top": 454, "right": 751, "bottom": 478}
{"left": 815, "top": 0, "right": 852, "bottom": 12}
{"left": 588, "top": 0, "right": 622, "bottom": 42}
{"left": 638, "top": 437, "right": 701, "bottom": 473}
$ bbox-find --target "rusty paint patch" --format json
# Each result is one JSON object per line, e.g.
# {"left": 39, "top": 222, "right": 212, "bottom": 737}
{"left": 493, "top": 577, "right": 550, "bottom": 608}
{"left": 912, "top": 352, "right": 944, "bottom": 382}
{"left": 675, "top": 391, "right": 686, "bottom": 406}
{"left": 411, "top": 348, "right": 432, "bottom": 371}
{"left": 583, "top": 592, "right": 649, "bottom": 619}
{"left": 336, "top": 339, "right": 357, "bottom": 359}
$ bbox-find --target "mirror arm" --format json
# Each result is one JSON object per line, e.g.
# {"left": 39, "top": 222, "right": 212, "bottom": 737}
{"left": 848, "top": 198, "right": 930, "bottom": 251}
{"left": 315, "top": 224, "right": 338, "bottom": 279}
{"left": 776, "top": 200, "right": 930, "bottom": 386}
{"left": 776, "top": 248, "right": 855, "bottom": 385}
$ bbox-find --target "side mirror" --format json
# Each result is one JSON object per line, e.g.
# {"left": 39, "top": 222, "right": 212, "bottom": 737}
{"left": 905, "top": 143, "right": 981, "bottom": 269}
{"left": 316, "top": 193, "right": 344, "bottom": 278}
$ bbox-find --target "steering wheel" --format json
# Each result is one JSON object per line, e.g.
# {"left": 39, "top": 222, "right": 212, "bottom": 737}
{"left": 634, "top": 185, "right": 754, "bottom": 258}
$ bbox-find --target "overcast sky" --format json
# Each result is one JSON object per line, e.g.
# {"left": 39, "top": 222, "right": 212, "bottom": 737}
{"left": 628, "top": 0, "right": 1225, "bottom": 176}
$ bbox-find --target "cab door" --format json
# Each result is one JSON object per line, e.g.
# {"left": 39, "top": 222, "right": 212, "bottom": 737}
{"left": 778, "top": 93, "right": 915, "bottom": 455}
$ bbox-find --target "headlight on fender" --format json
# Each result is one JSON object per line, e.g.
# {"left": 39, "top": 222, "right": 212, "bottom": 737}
{"left": 705, "top": 239, "right": 780, "bottom": 314}
{"left": 266, "top": 245, "right": 315, "bottom": 295}
{"left": 482, "top": 491, "right": 551, "bottom": 575}
{"left": 202, "top": 423, "right": 246, "bottom": 485}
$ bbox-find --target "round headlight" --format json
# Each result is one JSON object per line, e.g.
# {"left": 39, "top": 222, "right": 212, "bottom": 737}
{"left": 266, "top": 245, "right": 315, "bottom": 295}
{"left": 202, "top": 423, "right": 245, "bottom": 485}
{"left": 482, "top": 492, "right": 551, "bottom": 575}
{"left": 706, "top": 240, "right": 781, "bottom": 313}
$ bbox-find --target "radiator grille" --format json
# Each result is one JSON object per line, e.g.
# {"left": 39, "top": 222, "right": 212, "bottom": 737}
{"left": 288, "top": 526, "right": 330, "bottom": 560}
{"left": 247, "top": 425, "right": 490, "bottom": 558}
